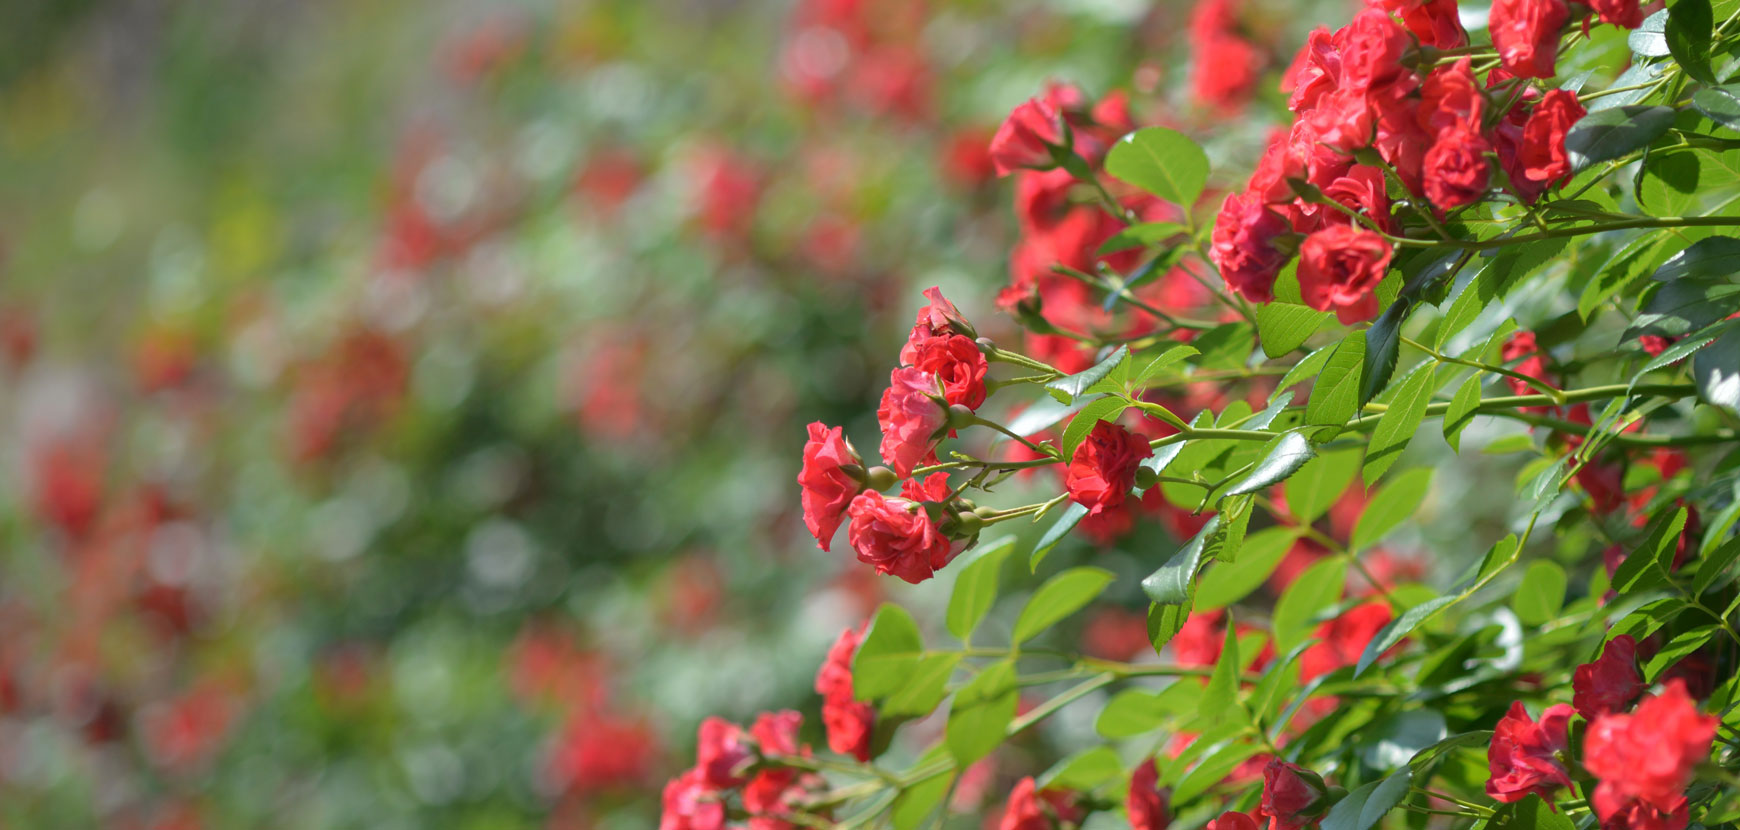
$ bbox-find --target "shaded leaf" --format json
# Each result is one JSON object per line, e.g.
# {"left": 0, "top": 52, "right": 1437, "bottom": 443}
{"left": 1565, "top": 105, "right": 1675, "bottom": 171}
{"left": 1693, "top": 325, "right": 1740, "bottom": 413}
{"left": 1320, "top": 770, "right": 1413, "bottom": 830}
{"left": 1227, "top": 432, "right": 1315, "bottom": 496}
{"left": 1142, "top": 515, "right": 1225, "bottom": 605}
{"left": 1362, "top": 300, "right": 1411, "bottom": 405}
{"left": 1651, "top": 235, "right": 1740, "bottom": 281}
{"left": 1030, "top": 502, "right": 1090, "bottom": 571}
{"left": 1355, "top": 595, "right": 1457, "bottom": 677}
{"left": 1364, "top": 364, "right": 1435, "bottom": 484}
{"left": 1443, "top": 374, "right": 1482, "bottom": 453}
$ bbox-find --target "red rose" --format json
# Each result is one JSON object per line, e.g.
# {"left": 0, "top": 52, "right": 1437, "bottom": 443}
{"left": 742, "top": 710, "right": 809, "bottom": 825}
{"left": 1573, "top": 635, "right": 1645, "bottom": 721}
{"left": 1300, "top": 602, "right": 1393, "bottom": 681}
{"left": 1419, "top": 59, "right": 1485, "bottom": 136}
{"left": 1486, "top": 701, "right": 1574, "bottom": 802}
{"left": 1491, "top": 0, "right": 1569, "bottom": 79}
{"left": 900, "top": 286, "right": 974, "bottom": 365}
{"left": 1000, "top": 777, "right": 1082, "bottom": 830}
{"left": 1262, "top": 760, "right": 1333, "bottom": 830}
{"left": 1337, "top": 9, "right": 1410, "bottom": 94}
{"left": 1066, "top": 420, "right": 1153, "bottom": 517}
{"left": 1586, "top": 680, "right": 1718, "bottom": 829}
{"left": 1520, "top": 89, "right": 1586, "bottom": 188}
{"left": 1129, "top": 758, "right": 1170, "bottom": 830}
{"left": 1297, "top": 225, "right": 1393, "bottom": 324}
{"left": 901, "top": 471, "right": 953, "bottom": 503}
{"left": 1382, "top": 0, "right": 1469, "bottom": 48}
{"left": 1194, "top": 33, "right": 1266, "bottom": 113}
{"left": 1591, "top": 0, "right": 1644, "bottom": 28}
{"left": 1284, "top": 27, "right": 1342, "bottom": 114}
{"left": 1424, "top": 124, "right": 1493, "bottom": 210}
{"left": 1323, "top": 165, "right": 1394, "bottom": 233}
{"left": 911, "top": 334, "right": 990, "bottom": 410}
{"left": 695, "top": 717, "right": 753, "bottom": 789}
{"left": 877, "top": 367, "right": 947, "bottom": 477}
{"left": 661, "top": 768, "right": 727, "bottom": 830}
{"left": 846, "top": 490, "right": 955, "bottom": 584}
{"left": 1211, "top": 192, "right": 1294, "bottom": 302}
{"left": 990, "top": 97, "right": 1066, "bottom": 176}
{"left": 800, "top": 423, "right": 866, "bottom": 551}
{"left": 1209, "top": 812, "right": 1262, "bottom": 830}
{"left": 816, "top": 626, "right": 876, "bottom": 761}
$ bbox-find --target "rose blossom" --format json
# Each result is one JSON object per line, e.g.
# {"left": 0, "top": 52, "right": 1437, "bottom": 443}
{"left": 911, "top": 334, "right": 989, "bottom": 409}
{"left": 1419, "top": 59, "right": 1484, "bottom": 136}
{"left": 1486, "top": 701, "right": 1574, "bottom": 803}
{"left": 1000, "top": 777, "right": 1081, "bottom": 830}
{"left": 1573, "top": 635, "right": 1644, "bottom": 721}
{"left": 1490, "top": 0, "right": 1570, "bottom": 79}
{"left": 846, "top": 490, "right": 955, "bottom": 584}
{"left": 1263, "top": 760, "right": 1333, "bottom": 830}
{"left": 1065, "top": 420, "right": 1153, "bottom": 517}
{"left": 1337, "top": 9, "right": 1411, "bottom": 94}
{"left": 1129, "top": 758, "right": 1169, "bottom": 830}
{"left": 1585, "top": 680, "right": 1718, "bottom": 830}
{"left": 877, "top": 367, "right": 947, "bottom": 477}
{"left": 1424, "top": 124, "right": 1493, "bottom": 210}
{"left": 899, "top": 286, "right": 973, "bottom": 365}
{"left": 816, "top": 626, "right": 876, "bottom": 761}
{"left": 990, "top": 97, "right": 1066, "bottom": 176}
{"left": 1297, "top": 225, "right": 1393, "bottom": 324}
{"left": 695, "top": 717, "right": 753, "bottom": 789}
{"left": 800, "top": 423, "right": 865, "bottom": 551}
{"left": 1211, "top": 192, "right": 1294, "bottom": 302}
{"left": 661, "top": 768, "right": 727, "bottom": 830}
{"left": 1209, "top": 813, "right": 1262, "bottom": 830}
{"left": 1520, "top": 89, "right": 1586, "bottom": 188}
{"left": 1590, "top": 0, "right": 1644, "bottom": 28}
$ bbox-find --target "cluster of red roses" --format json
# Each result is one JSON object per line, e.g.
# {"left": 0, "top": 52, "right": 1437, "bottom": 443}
{"left": 987, "top": 82, "right": 1214, "bottom": 375}
{"left": 798, "top": 288, "right": 995, "bottom": 583}
{"left": 1488, "top": 637, "right": 1719, "bottom": 830}
{"left": 660, "top": 710, "right": 825, "bottom": 830}
{"left": 779, "top": 0, "right": 935, "bottom": 122}
{"left": 1210, "top": 0, "right": 1644, "bottom": 322}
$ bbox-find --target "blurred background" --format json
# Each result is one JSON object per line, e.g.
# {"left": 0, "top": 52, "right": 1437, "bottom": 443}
{"left": 0, "top": 0, "right": 1440, "bottom": 827}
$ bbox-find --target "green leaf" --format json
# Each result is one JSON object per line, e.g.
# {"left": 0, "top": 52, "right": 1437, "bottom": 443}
{"left": 946, "top": 658, "right": 1017, "bottom": 765}
{"left": 1096, "top": 687, "right": 1189, "bottom": 737}
{"left": 1174, "top": 741, "right": 1263, "bottom": 803}
{"left": 1030, "top": 502, "right": 1090, "bottom": 571}
{"left": 1007, "top": 395, "right": 1092, "bottom": 437}
{"left": 1148, "top": 598, "right": 1193, "bottom": 653}
{"left": 1668, "top": 0, "right": 1716, "bottom": 84}
{"left": 1098, "top": 221, "right": 1188, "bottom": 255}
{"left": 1320, "top": 769, "right": 1413, "bottom": 830}
{"left": 1515, "top": 560, "right": 1568, "bottom": 626}
{"left": 1306, "top": 333, "right": 1368, "bottom": 426}
{"left": 854, "top": 604, "right": 925, "bottom": 699}
{"left": 1227, "top": 432, "right": 1315, "bottom": 496}
{"left": 1693, "top": 86, "right": 1740, "bottom": 132}
{"left": 1039, "top": 746, "right": 1126, "bottom": 792}
{"left": 1593, "top": 59, "right": 1666, "bottom": 111}
{"left": 1061, "top": 397, "right": 1130, "bottom": 461}
{"left": 1242, "top": 391, "right": 1295, "bottom": 431}
{"left": 1631, "top": 9, "right": 1672, "bottom": 56}
{"left": 1258, "top": 302, "right": 1330, "bottom": 358}
{"left": 1625, "top": 278, "right": 1740, "bottom": 340}
{"left": 1437, "top": 265, "right": 1502, "bottom": 349}
{"left": 1564, "top": 105, "right": 1676, "bottom": 171}
{"left": 1640, "top": 319, "right": 1736, "bottom": 373}
{"left": 892, "top": 770, "right": 953, "bottom": 830}
{"left": 1613, "top": 507, "right": 1688, "bottom": 594}
{"left": 1134, "top": 342, "right": 1201, "bottom": 386}
{"left": 1443, "top": 374, "right": 1482, "bottom": 453}
{"left": 1192, "top": 322, "right": 1256, "bottom": 371}
{"left": 1580, "top": 235, "right": 1670, "bottom": 321}
{"left": 1274, "top": 342, "right": 1335, "bottom": 400}
{"left": 1013, "top": 567, "right": 1116, "bottom": 644}
{"left": 946, "top": 537, "right": 1017, "bottom": 642}
{"left": 1285, "top": 449, "right": 1360, "bottom": 523}
{"left": 1651, "top": 235, "right": 1740, "bottom": 282}
{"left": 1693, "top": 325, "right": 1740, "bottom": 413}
{"left": 1197, "top": 621, "right": 1242, "bottom": 724}
{"left": 1142, "top": 515, "right": 1224, "bottom": 605}
{"left": 1351, "top": 467, "right": 1432, "bottom": 551}
{"left": 1408, "top": 731, "right": 1494, "bottom": 772}
{"left": 1362, "top": 300, "right": 1411, "bottom": 405}
{"left": 1692, "top": 534, "right": 1740, "bottom": 596}
{"left": 882, "top": 654, "right": 962, "bottom": 716}
{"left": 1105, "top": 127, "right": 1210, "bottom": 208}
{"left": 1196, "top": 528, "right": 1301, "bottom": 611}
{"left": 1481, "top": 794, "right": 1576, "bottom": 830}
{"left": 1046, "top": 346, "right": 1129, "bottom": 404}
{"left": 1644, "top": 625, "right": 1720, "bottom": 680}
{"left": 1363, "top": 364, "right": 1435, "bottom": 485}
{"left": 1354, "top": 595, "right": 1457, "bottom": 677}
{"left": 1273, "top": 557, "right": 1347, "bottom": 651}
